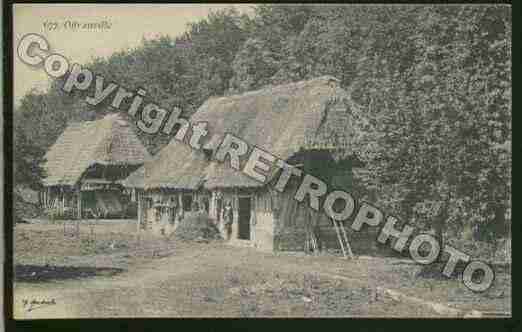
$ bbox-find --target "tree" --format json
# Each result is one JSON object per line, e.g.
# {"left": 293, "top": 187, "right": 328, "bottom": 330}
{"left": 13, "top": 4, "right": 511, "bottom": 250}
{"left": 350, "top": 5, "right": 511, "bottom": 249}
{"left": 14, "top": 121, "right": 46, "bottom": 191}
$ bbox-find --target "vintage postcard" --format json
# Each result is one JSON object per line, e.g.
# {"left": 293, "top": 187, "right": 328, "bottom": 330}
{"left": 10, "top": 3, "right": 511, "bottom": 319}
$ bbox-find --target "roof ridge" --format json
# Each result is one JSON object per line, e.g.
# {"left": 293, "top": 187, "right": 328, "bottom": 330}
{"left": 208, "top": 76, "right": 342, "bottom": 104}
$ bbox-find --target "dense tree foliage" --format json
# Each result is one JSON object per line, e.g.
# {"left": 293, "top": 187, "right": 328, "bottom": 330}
{"left": 15, "top": 5, "right": 511, "bottom": 245}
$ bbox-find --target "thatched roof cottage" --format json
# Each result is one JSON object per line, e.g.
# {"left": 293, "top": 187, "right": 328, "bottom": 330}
{"left": 43, "top": 113, "right": 150, "bottom": 218}
{"left": 125, "top": 76, "right": 373, "bottom": 252}
{"left": 122, "top": 140, "right": 210, "bottom": 233}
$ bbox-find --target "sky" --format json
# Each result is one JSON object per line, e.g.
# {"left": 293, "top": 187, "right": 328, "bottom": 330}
{"left": 13, "top": 4, "right": 255, "bottom": 105}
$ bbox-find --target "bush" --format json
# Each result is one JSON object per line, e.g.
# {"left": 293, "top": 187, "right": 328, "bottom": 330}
{"left": 173, "top": 213, "right": 221, "bottom": 241}
{"left": 14, "top": 193, "right": 41, "bottom": 223}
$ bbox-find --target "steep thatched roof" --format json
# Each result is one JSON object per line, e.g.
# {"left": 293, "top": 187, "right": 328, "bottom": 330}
{"left": 119, "top": 165, "right": 145, "bottom": 189}
{"left": 43, "top": 113, "right": 151, "bottom": 187}
{"left": 200, "top": 76, "right": 358, "bottom": 189}
{"left": 194, "top": 75, "right": 355, "bottom": 158}
{"left": 124, "top": 76, "right": 359, "bottom": 190}
{"left": 143, "top": 141, "right": 208, "bottom": 190}
{"left": 203, "top": 161, "right": 259, "bottom": 189}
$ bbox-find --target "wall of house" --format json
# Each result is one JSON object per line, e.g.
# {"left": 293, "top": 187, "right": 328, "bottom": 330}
{"left": 140, "top": 189, "right": 212, "bottom": 236}
{"left": 272, "top": 187, "right": 310, "bottom": 251}
{"left": 207, "top": 183, "right": 396, "bottom": 257}
{"left": 140, "top": 189, "right": 179, "bottom": 235}
{"left": 271, "top": 181, "right": 397, "bottom": 256}
{"left": 252, "top": 191, "right": 275, "bottom": 251}
{"left": 208, "top": 188, "right": 275, "bottom": 251}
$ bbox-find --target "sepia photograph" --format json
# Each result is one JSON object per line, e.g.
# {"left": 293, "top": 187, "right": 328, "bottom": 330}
{"left": 9, "top": 3, "right": 511, "bottom": 319}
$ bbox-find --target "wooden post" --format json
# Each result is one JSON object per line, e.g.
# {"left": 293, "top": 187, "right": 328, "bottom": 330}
{"left": 75, "top": 190, "right": 80, "bottom": 237}
{"left": 210, "top": 191, "right": 215, "bottom": 219}
{"left": 137, "top": 190, "right": 142, "bottom": 232}
{"left": 62, "top": 189, "right": 65, "bottom": 215}
{"left": 77, "top": 188, "right": 82, "bottom": 219}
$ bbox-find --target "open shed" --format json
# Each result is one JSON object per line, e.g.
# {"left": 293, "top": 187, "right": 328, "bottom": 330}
{"left": 42, "top": 113, "right": 150, "bottom": 218}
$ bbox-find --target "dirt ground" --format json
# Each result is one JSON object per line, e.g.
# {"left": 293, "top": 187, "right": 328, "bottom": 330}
{"left": 12, "top": 220, "right": 511, "bottom": 318}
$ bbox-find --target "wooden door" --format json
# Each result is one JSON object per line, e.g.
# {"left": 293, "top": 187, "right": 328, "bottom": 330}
{"left": 238, "top": 196, "right": 251, "bottom": 240}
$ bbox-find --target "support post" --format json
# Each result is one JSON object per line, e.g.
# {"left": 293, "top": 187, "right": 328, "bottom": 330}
{"left": 62, "top": 189, "right": 65, "bottom": 215}
{"left": 77, "top": 188, "right": 82, "bottom": 220}
{"left": 137, "top": 190, "right": 142, "bottom": 232}
{"left": 75, "top": 189, "right": 80, "bottom": 236}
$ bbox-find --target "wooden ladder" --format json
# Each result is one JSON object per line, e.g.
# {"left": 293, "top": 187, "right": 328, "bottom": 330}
{"left": 331, "top": 218, "right": 354, "bottom": 259}
{"left": 305, "top": 229, "right": 319, "bottom": 254}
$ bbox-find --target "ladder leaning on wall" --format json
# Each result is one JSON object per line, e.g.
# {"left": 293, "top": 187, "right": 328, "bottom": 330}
{"left": 331, "top": 218, "right": 354, "bottom": 259}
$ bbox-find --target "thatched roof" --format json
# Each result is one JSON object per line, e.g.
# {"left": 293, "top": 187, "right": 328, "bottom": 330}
{"left": 200, "top": 76, "right": 358, "bottom": 189}
{"left": 193, "top": 75, "right": 355, "bottom": 158}
{"left": 43, "top": 113, "right": 151, "bottom": 187}
{"left": 124, "top": 76, "right": 359, "bottom": 190}
{"left": 143, "top": 141, "right": 208, "bottom": 191}
{"left": 203, "top": 162, "right": 259, "bottom": 190}
{"left": 119, "top": 165, "right": 145, "bottom": 189}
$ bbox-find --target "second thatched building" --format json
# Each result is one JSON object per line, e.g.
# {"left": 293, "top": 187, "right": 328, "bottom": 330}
{"left": 43, "top": 113, "right": 151, "bottom": 218}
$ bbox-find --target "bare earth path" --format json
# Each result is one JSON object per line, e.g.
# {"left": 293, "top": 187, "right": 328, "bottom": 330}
{"left": 13, "top": 223, "right": 510, "bottom": 318}
{"left": 15, "top": 242, "right": 439, "bottom": 318}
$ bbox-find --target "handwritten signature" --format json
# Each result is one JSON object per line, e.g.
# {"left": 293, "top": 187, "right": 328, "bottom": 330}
{"left": 22, "top": 298, "right": 56, "bottom": 312}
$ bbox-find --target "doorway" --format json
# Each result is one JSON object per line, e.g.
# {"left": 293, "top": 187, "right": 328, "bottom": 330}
{"left": 182, "top": 194, "right": 193, "bottom": 212}
{"left": 82, "top": 191, "right": 96, "bottom": 217}
{"left": 238, "top": 196, "right": 251, "bottom": 240}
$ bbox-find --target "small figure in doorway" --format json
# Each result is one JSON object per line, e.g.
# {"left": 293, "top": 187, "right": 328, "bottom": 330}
{"left": 222, "top": 201, "right": 233, "bottom": 241}
{"left": 202, "top": 197, "right": 210, "bottom": 214}
{"left": 176, "top": 205, "right": 185, "bottom": 224}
